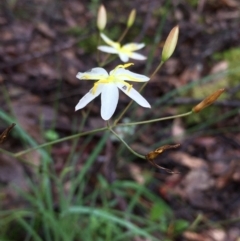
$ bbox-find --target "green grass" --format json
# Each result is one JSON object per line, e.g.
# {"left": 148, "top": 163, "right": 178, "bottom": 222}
{"left": 1, "top": 65, "right": 238, "bottom": 240}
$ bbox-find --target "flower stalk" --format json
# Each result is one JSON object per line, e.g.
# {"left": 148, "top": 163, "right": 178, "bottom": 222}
{"left": 108, "top": 124, "right": 145, "bottom": 160}
{"left": 117, "top": 111, "right": 193, "bottom": 126}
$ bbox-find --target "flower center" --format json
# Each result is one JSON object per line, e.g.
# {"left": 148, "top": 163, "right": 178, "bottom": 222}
{"left": 91, "top": 63, "right": 134, "bottom": 94}
{"left": 119, "top": 47, "right": 133, "bottom": 56}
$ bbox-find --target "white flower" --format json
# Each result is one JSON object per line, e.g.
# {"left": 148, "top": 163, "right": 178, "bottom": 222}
{"left": 75, "top": 63, "right": 151, "bottom": 120}
{"left": 97, "top": 33, "right": 146, "bottom": 62}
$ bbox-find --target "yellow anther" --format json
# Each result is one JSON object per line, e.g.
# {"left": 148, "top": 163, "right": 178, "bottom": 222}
{"left": 112, "top": 63, "right": 134, "bottom": 75}
{"left": 123, "top": 63, "right": 134, "bottom": 68}
{"left": 115, "top": 63, "right": 134, "bottom": 70}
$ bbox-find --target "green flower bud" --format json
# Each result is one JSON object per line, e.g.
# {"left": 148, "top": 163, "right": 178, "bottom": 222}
{"left": 127, "top": 9, "right": 136, "bottom": 28}
{"left": 161, "top": 26, "right": 179, "bottom": 62}
{"left": 97, "top": 5, "right": 107, "bottom": 31}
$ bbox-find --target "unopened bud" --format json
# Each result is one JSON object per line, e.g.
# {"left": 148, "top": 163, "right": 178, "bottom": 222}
{"left": 127, "top": 9, "right": 136, "bottom": 28}
{"left": 97, "top": 5, "right": 107, "bottom": 31}
{"left": 161, "top": 25, "right": 179, "bottom": 62}
{"left": 192, "top": 88, "right": 225, "bottom": 113}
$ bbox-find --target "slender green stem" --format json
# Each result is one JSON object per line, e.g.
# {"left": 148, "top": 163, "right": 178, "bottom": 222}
{"left": 1, "top": 83, "right": 16, "bottom": 119}
{"left": 118, "top": 111, "right": 193, "bottom": 126}
{"left": 0, "top": 148, "right": 36, "bottom": 167}
{"left": 99, "top": 51, "right": 113, "bottom": 67}
{"left": 13, "top": 110, "right": 192, "bottom": 158}
{"left": 108, "top": 127, "right": 145, "bottom": 160}
{"left": 114, "top": 82, "right": 148, "bottom": 125}
{"left": 193, "top": 216, "right": 240, "bottom": 231}
{"left": 99, "top": 55, "right": 117, "bottom": 67}
{"left": 114, "top": 97, "right": 135, "bottom": 126}
{"left": 14, "top": 126, "right": 108, "bottom": 157}
{"left": 114, "top": 61, "right": 164, "bottom": 125}
{"left": 65, "top": 108, "right": 91, "bottom": 167}
{"left": 118, "top": 26, "right": 130, "bottom": 43}
{"left": 150, "top": 61, "right": 164, "bottom": 79}
{"left": 189, "top": 213, "right": 204, "bottom": 230}
{"left": 97, "top": 33, "right": 101, "bottom": 65}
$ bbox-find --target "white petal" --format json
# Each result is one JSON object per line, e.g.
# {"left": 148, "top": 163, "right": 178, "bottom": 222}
{"left": 76, "top": 67, "right": 108, "bottom": 80}
{"left": 110, "top": 68, "right": 149, "bottom": 82}
{"left": 119, "top": 53, "right": 129, "bottom": 62}
{"left": 97, "top": 46, "right": 119, "bottom": 54}
{"left": 129, "top": 52, "right": 146, "bottom": 60}
{"left": 101, "top": 84, "right": 119, "bottom": 120}
{"left": 116, "top": 83, "right": 150, "bottom": 108}
{"left": 100, "top": 33, "right": 120, "bottom": 49}
{"left": 75, "top": 84, "right": 103, "bottom": 111}
{"left": 122, "top": 43, "right": 145, "bottom": 51}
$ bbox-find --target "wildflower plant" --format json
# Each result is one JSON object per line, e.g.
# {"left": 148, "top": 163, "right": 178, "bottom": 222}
{"left": 0, "top": 4, "right": 230, "bottom": 241}
{"left": 12, "top": 5, "right": 225, "bottom": 172}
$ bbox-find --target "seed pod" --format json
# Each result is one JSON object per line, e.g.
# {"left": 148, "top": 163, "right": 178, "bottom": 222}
{"left": 192, "top": 88, "right": 225, "bottom": 113}
{"left": 146, "top": 144, "right": 180, "bottom": 173}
